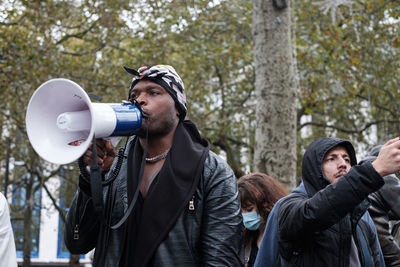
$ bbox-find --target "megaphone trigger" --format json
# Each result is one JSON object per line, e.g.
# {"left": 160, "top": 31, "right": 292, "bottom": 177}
{"left": 68, "top": 139, "right": 86, "bottom": 146}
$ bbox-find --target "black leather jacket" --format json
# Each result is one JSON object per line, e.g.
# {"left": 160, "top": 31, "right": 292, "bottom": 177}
{"left": 65, "top": 144, "right": 244, "bottom": 266}
{"left": 361, "top": 146, "right": 400, "bottom": 267}
{"left": 278, "top": 138, "right": 384, "bottom": 267}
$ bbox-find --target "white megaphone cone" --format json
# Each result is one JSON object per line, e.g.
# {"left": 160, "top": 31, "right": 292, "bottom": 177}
{"left": 26, "top": 78, "right": 142, "bottom": 165}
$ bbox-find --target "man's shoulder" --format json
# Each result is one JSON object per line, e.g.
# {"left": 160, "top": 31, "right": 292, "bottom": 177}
{"left": 202, "top": 150, "right": 236, "bottom": 186}
{"left": 281, "top": 184, "right": 308, "bottom": 202}
{"left": 278, "top": 190, "right": 309, "bottom": 213}
{"left": 382, "top": 173, "right": 400, "bottom": 186}
{"left": 204, "top": 150, "right": 231, "bottom": 171}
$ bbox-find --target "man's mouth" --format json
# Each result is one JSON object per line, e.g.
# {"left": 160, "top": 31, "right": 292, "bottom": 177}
{"left": 141, "top": 110, "right": 150, "bottom": 119}
{"left": 335, "top": 171, "right": 346, "bottom": 178}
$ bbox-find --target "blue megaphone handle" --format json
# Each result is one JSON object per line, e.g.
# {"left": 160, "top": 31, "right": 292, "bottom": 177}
{"left": 110, "top": 104, "right": 142, "bottom": 136}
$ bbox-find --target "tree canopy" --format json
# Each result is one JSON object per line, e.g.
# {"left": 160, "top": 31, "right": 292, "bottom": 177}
{"left": 0, "top": 0, "right": 398, "bottom": 187}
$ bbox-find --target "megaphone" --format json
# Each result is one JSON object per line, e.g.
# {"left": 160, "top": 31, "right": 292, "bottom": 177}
{"left": 26, "top": 78, "right": 142, "bottom": 165}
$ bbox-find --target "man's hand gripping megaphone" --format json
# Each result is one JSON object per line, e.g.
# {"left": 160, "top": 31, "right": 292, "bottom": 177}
{"left": 82, "top": 139, "right": 116, "bottom": 173}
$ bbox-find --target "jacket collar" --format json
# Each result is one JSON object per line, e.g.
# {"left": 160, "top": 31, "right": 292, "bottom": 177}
{"left": 127, "top": 120, "right": 209, "bottom": 266}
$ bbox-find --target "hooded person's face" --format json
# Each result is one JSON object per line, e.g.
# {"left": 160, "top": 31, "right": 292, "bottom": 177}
{"left": 322, "top": 146, "right": 351, "bottom": 184}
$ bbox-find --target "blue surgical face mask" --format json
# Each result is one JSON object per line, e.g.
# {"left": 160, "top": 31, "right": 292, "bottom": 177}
{"left": 242, "top": 211, "right": 262, "bottom": 230}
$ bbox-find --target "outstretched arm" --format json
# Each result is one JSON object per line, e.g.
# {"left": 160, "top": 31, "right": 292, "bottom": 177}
{"left": 279, "top": 162, "right": 384, "bottom": 240}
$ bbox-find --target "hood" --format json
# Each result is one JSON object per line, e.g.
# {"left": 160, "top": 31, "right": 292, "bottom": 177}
{"left": 359, "top": 145, "right": 382, "bottom": 165}
{"left": 302, "top": 137, "right": 357, "bottom": 197}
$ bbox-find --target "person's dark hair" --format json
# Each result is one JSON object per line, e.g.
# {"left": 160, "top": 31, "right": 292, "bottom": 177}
{"left": 238, "top": 172, "right": 289, "bottom": 246}
{"left": 238, "top": 172, "right": 289, "bottom": 222}
{"left": 124, "top": 65, "right": 187, "bottom": 121}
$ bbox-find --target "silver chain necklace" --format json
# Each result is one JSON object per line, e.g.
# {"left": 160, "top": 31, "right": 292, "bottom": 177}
{"left": 145, "top": 148, "right": 170, "bottom": 163}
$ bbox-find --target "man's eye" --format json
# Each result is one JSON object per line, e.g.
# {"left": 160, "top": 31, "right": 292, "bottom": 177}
{"left": 245, "top": 206, "right": 254, "bottom": 212}
{"left": 129, "top": 96, "right": 137, "bottom": 103}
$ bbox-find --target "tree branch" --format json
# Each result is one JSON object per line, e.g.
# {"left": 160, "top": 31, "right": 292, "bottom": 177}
{"left": 42, "top": 182, "right": 66, "bottom": 223}
{"left": 299, "top": 119, "right": 400, "bottom": 134}
{"left": 56, "top": 19, "right": 99, "bottom": 45}
{"left": 0, "top": 14, "right": 27, "bottom": 26}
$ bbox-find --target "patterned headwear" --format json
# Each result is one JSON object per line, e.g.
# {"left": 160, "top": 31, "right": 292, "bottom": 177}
{"left": 124, "top": 65, "right": 187, "bottom": 121}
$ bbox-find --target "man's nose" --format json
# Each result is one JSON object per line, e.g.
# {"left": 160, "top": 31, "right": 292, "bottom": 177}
{"left": 136, "top": 94, "right": 146, "bottom": 106}
{"left": 338, "top": 158, "right": 347, "bottom": 168}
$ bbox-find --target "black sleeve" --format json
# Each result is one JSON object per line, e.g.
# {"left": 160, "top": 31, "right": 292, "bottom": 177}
{"left": 278, "top": 162, "right": 384, "bottom": 241}
{"left": 64, "top": 188, "right": 100, "bottom": 254}
{"left": 199, "top": 154, "right": 244, "bottom": 266}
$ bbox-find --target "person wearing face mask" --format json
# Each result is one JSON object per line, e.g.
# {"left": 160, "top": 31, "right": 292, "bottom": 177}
{"left": 238, "top": 172, "right": 289, "bottom": 267}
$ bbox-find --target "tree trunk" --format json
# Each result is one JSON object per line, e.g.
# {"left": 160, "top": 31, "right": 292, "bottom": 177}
{"left": 22, "top": 182, "right": 33, "bottom": 267}
{"left": 213, "top": 137, "right": 245, "bottom": 179}
{"left": 252, "top": 0, "right": 297, "bottom": 190}
{"left": 69, "top": 254, "right": 81, "bottom": 267}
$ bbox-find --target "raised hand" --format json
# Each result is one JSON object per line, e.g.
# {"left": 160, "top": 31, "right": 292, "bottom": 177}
{"left": 372, "top": 137, "right": 400, "bottom": 177}
{"left": 82, "top": 139, "right": 116, "bottom": 173}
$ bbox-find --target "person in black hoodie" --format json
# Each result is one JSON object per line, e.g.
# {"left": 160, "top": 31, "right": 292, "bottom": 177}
{"left": 275, "top": 137, "right": 400, "bottom": 267}
{"left": 360, "top": 145, "right": 400, "bottom": 267}
{"left": 64, "top": 65, "right": 244, "bottom": 267}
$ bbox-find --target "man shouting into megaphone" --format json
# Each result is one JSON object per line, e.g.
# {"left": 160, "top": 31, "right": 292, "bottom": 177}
{"left": 64, "top": 65, "right": 244, "bottom": 267}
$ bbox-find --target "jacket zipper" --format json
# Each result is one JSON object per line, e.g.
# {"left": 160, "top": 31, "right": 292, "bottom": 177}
{"left": 73, "top": 224, "right": 79, "bottom": 240}
{"left": 189, "top": 195, "right": 195, "bottom": 211}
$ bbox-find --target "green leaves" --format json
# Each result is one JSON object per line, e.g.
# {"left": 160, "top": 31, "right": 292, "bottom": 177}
{"left": 2, "top": 0, "right": 399, "bottom": 183}
{"left": 295, "top": 0, "right": 400, "bottom": 145}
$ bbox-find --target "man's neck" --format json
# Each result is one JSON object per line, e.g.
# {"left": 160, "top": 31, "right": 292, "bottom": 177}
{"left": 139, "top": 126, "right": 177, "bottom": 158}
{"left": 138, "top": 125, "right": 178, "bottom": 197}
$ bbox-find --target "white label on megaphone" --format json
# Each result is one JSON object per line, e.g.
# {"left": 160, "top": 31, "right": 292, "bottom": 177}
{"left": 57, "top": 110, "right": 91, "bottom": 132}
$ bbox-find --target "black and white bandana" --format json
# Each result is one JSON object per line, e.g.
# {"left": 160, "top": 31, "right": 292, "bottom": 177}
{"left": 124, "top": 65, "right": 187, "bottom": 121}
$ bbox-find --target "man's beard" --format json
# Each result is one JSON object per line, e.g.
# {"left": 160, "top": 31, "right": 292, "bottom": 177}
{"left": 135, "top": 115, "right": 176, "bottom": 139}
